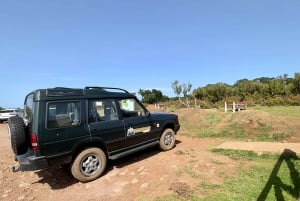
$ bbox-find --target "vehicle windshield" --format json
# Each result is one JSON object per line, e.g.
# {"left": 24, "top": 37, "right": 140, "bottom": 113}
{"left": 24, "top": 93, "right": 34, "bottom": 122}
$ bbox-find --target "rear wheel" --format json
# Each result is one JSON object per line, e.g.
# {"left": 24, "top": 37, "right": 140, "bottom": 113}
{"left": 159, "top": 128, "right": 176, "bottom": 151}
{"left": 71, "top": 148, "right": 107, "bottom": 182}
{"left": 8, "top": 116, "right": 28, "bottom": 155}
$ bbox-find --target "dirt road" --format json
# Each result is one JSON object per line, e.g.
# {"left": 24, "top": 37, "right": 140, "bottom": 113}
{"left": 1, "top": 123, "right": 300, "bottom": 201}
{"left": 217, "top": 141, "right": 300, "bottom": 154}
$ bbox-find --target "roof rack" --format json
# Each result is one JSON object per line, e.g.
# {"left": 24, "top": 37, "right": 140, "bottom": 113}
{"left": 84, "top": 86, "right": 129, "bottom": 93}
{"left": 46, "top": 87, "right": 84, "bottom": 96}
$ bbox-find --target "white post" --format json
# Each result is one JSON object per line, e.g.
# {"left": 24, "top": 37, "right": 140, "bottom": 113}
{"left": 233, "top": 102, "right": 236, "bottom": 113}
{"left": 225, "top": 102, "right": 227, "bottom": 112}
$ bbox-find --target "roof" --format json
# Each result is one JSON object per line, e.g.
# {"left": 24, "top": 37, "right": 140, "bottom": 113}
{"left": 27, "top": 86, "right": 136, "bottom": 102}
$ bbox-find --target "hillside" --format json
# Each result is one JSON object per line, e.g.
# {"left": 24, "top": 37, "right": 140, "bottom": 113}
{"left": 150, "top": 105, "right": 300, "bottom": 143}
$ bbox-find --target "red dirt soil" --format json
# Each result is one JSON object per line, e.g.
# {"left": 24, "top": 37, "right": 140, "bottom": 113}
{"left": 0, "top": 124, "right": 237, "bottom": 201}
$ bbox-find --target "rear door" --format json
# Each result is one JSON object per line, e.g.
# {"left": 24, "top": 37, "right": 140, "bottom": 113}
{"left": 118, "top": 98, "right": 159, "bottom": 147}
{"left": 41, "top": 101, "right": 88, "bottom": 156}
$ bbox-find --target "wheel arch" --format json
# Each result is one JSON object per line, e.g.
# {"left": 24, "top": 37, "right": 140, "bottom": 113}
{"left": 71, "top": 138, "right": 108, "bottom": 162}
{"left": 162, "top": 122, "right": 175, "bottom": 133}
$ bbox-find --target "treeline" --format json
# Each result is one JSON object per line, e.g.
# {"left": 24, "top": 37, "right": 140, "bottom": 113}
{"left": 139, "top": 73, "right": 300, "bottom": 107}
{"left": 193, "top": 73, "right": 300, "bottom": 106}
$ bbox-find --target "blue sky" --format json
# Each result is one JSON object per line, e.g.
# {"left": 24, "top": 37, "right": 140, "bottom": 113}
{"left": 1, "top": 0, "right": 300, "bottom": 108}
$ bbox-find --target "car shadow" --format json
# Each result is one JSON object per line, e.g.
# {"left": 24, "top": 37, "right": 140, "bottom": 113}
{"left": 33, "top": 165, "right": 78, "bottom": 189}
{"left": 33, "top": 140, "right": 181, "bottom": 189}
{"left": 108, "top": 139, "right": 181, "bottom": 169}
{"left": 257, "top": 149, "right": 300, "bottom": 201}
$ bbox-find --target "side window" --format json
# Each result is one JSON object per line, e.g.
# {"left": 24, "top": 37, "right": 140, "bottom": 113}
{"left": 24, "top": 93, "right": 34, "bottom": 122}
{"left": 118, "top": 98, "right": 147, "bottom": 118}
{"left": 47, "top": 101, "right": 80, "bottom": 129}
{"left": 89, "top": 99, "right": 118, "bottom": 123}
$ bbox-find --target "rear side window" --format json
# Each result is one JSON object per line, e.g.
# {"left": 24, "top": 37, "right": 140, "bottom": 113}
{"left": 47, "top": 101, "right": 80, "bottom": 129}
{"left": 88, "top": 99, "right": 118, "bottom": 123}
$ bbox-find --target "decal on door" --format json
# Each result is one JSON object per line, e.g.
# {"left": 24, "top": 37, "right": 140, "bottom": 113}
{"left": 127, "top": 126, "right": 151, "bottom": 136}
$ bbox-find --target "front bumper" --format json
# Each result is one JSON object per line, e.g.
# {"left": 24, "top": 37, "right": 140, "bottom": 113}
{"left": 16, "top": 149, "right": 48, "bottom": 171}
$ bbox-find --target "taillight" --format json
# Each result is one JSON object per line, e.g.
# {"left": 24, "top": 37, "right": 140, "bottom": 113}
{"left": 30, "top": 133, "right": 39, "bottom": 151}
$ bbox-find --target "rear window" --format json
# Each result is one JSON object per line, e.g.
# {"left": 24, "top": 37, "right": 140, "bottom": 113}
{"left": 47, "top": 101, "right": 81, "bottom": 129}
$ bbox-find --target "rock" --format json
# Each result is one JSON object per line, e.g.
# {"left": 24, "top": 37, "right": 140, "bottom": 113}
{"left": 2, "top": 194, "right": 8, "bottom": 198}
{"left": 131, "top": 178, "right": 139, "bottom": 184}
{"left": 175, "top": 150, "right": 186, "bottom": 155}
{"left": 170, "top": 182, "right": 191, "bottom": 199}
{"left": 136, "top": 167, "right": 145, "bottom": 172}
{"left": 18, "top": 182, "right": 30, "bottom": 188}
{"left": 140, "top": 183, "right": 149, "bottom": 190}
{"left": 17, "top": 195, "right": 25, "bottom": 200}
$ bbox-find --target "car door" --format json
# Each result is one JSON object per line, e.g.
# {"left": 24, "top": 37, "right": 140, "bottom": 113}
{"left": 118, "top": 98, "right": 159, "bottom": 148}
{"left": 88, "top": 99, "right": 126, "bottom": 151}
{"left": 41, "top": 101, "right": 88, "bottom": 156}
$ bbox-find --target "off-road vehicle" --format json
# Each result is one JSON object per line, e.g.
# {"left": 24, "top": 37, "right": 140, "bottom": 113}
{"left": 0, "top": 108, "right": 22, "bottom": 123}
{"left": 8, "top": 87, "right": 180, "bottom": 182}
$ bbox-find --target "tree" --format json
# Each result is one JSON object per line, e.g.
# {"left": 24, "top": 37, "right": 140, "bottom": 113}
{"left": 138, "top": 89, "right": 165, "bottom": 104}
{"left": 234, "top": 79, "right": 262, "bottom": 100}
{"left": 171, "top": 80, "right": 182, "bottom": 103}
{"left": 293, "top": 73, "right": 300, "bottom": 94}
{"left": 182, "top": 82, "right": 192, "bottom": 108}
{"left": 171, "top": 80, "right": 192, "bottom": 108}
{"left": 194, "top": 83, "right": 232, "bottom": 103}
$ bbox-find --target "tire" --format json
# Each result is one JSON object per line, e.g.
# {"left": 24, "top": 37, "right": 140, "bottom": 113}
{"left": 8, "top": 116, "right": 28, "bottom": 155}
{"left": 71, "top": 148, "right": 107, "bottom": 182}
{"left": 159, "top": 128, "right": 176, "bottom": 151}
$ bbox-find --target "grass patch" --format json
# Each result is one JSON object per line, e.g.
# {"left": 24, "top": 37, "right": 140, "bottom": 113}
{"left": 210, "top": 148, "right": 279, "bottom": 161}
{"left": 156, "top": 149, "right": 300, "bottom": 201}
{"left": 219, "top": 123, "right": 247, "bottom": 139}
{"left": 199, "top": 181, "right": 220, "bottom": 190}
{"left": 253, "top": 106, "right": 300, "bottom": 120}
{"left": 184, "top": 164, "right": 200, "bottom": 178}
{"left": 197, "top": 123, "right": 247, "bottom": 139}
{"left": 206, "top": 113, "right": 222, "bottom": 126}
{"left": 200, "top": 149, "right": 300, "bottom": 201}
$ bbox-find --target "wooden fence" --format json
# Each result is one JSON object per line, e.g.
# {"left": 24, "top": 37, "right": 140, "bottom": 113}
{"left": 225, "top": 102, "right": 247, "bottom": 112}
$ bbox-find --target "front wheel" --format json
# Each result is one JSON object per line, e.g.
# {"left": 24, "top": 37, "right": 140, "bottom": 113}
{"left": 159, "top": 128, "right": 176, "bottom": 151}
{"left": 71, "top": 148, "right": 107, "bottom": 182}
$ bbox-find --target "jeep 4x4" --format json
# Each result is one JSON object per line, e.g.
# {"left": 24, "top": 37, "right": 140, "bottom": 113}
{"left": 8, "top": 87, "right": 180, "bottom": 182}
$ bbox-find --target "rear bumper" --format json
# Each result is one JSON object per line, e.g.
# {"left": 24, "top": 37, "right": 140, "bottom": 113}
{"left": 16, "top": 149, "right": 48, "bottom": 171}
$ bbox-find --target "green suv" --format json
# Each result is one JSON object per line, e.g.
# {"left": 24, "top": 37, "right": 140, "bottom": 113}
{"left": 8, "top": 87, "right": 180, "bottom": 182}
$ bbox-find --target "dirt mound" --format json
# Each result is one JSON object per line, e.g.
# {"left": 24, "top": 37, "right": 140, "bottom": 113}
{"left": 174, "top": 108, "right": 300, "bottom": 142}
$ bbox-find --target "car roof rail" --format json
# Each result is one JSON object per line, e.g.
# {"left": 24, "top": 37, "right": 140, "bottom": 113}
{"left": 85, "top": 86, "right": 129, "bottom": 93}
{"left": 47, "top": 87, "right": 84, "bottom": 96}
